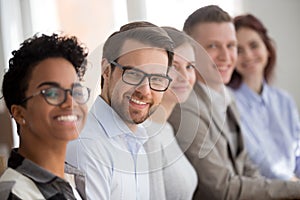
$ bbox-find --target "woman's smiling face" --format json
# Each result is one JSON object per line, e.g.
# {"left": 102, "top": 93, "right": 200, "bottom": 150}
{"left": 165, "top": 43, "right": 196, "bottom": 104}
{"left": 21, "top": 57, "right": 88, "bottom": 142}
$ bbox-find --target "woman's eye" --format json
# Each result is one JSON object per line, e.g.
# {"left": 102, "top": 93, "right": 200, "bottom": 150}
{"left": 186, "top": 65, "right": 195, "bottom": 70}
{"left": 250, "top": 42, "right": 258, "bottom": 49}
{"left": 73, "top": 90, "right": 84, "bottom": 97}
{"left": 45, "top": 89, "right": 60, "bottom": 99}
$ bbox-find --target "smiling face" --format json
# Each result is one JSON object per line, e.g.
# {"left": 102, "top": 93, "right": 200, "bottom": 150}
{"left": 236, "top": 27, "right": 269, "bottom": 80}
{"left": 191, "top": 22, "right": 237, "bottom": 84}
{"left": 165, "top": 43, "right": 196, "bottom": 104}
{"left": 19, "top": 57, "right": 88, "bottom": 143}
{"left": 102, "top": 47, "right": 169, "bottom": 127}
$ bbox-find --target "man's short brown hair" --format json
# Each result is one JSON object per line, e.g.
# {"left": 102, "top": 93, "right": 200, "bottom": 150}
{"left": 183, "top": 5, "right": 232, "bottom": 35}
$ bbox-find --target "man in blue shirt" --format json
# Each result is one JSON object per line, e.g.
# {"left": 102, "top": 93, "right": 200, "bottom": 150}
{"left": 66, "top": 22, "right": 174, "bottom": 199}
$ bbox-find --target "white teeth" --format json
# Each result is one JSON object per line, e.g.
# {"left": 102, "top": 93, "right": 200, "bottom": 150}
{"left": 57, "top": 115, "right": 78, "bottom": 122}
{"left": 218, "top": 66, "right": 227, "bottom": 71}
{"left": 130, "top": 98, "right": 146, "bottom": 105}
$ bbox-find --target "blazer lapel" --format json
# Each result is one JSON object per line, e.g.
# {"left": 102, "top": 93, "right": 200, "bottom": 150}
{"left": 227, "top": 101, "right": 244, "bottom": 155}
{"left": 195, "top": 84, "right": 237, "bottom": 159}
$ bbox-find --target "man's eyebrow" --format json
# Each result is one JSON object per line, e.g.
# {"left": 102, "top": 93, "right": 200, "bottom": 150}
{"left": 37, "top": 82, "right": 60, "bottom": 88}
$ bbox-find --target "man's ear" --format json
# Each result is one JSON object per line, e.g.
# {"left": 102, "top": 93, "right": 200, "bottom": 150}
{"left": 101, "top": 58, "right": 111, "bottom": 80}
{"left": 11, "top": 104, "right": 26, "bottom": 125}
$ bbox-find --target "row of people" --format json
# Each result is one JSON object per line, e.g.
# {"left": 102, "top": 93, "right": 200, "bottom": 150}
{"left": 0, "top": 4, "right": 299, "bottom": 200}
{"left": 169, "top": 5, "right": 300, "bottom": 199}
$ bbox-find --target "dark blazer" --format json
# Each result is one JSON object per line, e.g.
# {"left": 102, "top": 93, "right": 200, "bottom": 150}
{"left": 168, "top": 83, "right": 300, "bottom": 200}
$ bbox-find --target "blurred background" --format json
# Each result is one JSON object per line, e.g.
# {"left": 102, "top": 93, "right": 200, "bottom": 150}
{"left": 0, "top": 0, "right": 299, "bottom": 164}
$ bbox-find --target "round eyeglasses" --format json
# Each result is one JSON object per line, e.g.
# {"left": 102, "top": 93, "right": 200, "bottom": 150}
{"left": 110, "top": 61, "right": 172, "bottom": 92}
{"left": 21, "top": 85, "right": 91, "bottom": 106}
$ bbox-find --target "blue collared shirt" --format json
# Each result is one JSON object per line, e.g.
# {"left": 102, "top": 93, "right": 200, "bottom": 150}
{"left": 66, "top": 96, "right": 150, "bottom": 200}
{"left": 232, "top": 82, "right": 300, "bottom": 180}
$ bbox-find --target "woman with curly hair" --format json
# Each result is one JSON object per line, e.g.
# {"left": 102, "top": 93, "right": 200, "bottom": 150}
{"left": 0, "top": 33, "right": 90, "bottom": 199}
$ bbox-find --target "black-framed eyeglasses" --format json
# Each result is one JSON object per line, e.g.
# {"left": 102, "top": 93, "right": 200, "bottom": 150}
{"left": 21, "top": 85, "right": 91, "bottom": 106}
{"left": 110, "top": 61, "right": 172, "bottom": 92}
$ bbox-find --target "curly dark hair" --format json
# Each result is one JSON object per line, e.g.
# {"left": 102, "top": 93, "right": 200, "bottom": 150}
{"left": 1, "top": 33, "right": 88, "bottom": 114}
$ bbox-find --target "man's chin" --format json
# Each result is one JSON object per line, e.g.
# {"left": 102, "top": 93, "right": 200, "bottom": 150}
{"left": 130, "top": 114, "right": 149, "bottom": 124}
{"left": 128, "top": 105, "right": 158, "bottom": 123}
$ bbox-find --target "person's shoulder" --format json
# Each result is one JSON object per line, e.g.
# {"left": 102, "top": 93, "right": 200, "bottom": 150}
{"left": 0, "top": 179, "right": 15, "bottom": 200}
{"left": 267, "top": 85, "right": 295, "bottom": 104}
{"left": 79, "top": 109, "right": 107, "bottom": 139}
{"left": 0, "top": 168, "right": 22, "bottom": 182}
{"left": 182, "top": 84, "right": 208, "bottom": 111}
{"left": 157, "top": 122, "right": 175, "bottom": 144}
{"left": 229, "top": 84, "right": 247, "bottom": 103}
{"left": 0, "top": 168, "right": 44, "bottom": 199}
{"left": 64, "top": 162, "right": 85, "bottom": 176}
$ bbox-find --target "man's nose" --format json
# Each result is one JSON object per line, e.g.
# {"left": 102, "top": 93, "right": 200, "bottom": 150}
{"left": 218, "top": 46, "right": 231, "bottom": 61}
{"left": 135, "top": 77, "right": 152, "bottom": 95}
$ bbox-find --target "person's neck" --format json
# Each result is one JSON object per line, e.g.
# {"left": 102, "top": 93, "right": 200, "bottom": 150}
{"left": 243, "top": 74, "right": 264, "bottom": 94}
{"left": 126, "top": 123, "right": 138, "bottom": 133}
{"left": 18, "top": 140, "right": 66, "bottom": 178}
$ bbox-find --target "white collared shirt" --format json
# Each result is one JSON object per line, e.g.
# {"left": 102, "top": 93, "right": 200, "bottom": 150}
{"left": 66, "top": 96, "right": 150, "bottom": 200}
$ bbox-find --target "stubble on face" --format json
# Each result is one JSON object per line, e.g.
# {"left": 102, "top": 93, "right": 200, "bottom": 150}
{"left": 104, "top": 47, "right": 168, "bottom": 128}
{"left": 111, "top": 81, "right": 159, "bottom": 126}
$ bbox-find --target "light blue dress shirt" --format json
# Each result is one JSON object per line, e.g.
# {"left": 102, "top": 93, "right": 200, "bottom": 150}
{"left": 232, "top": 82, "right": 300, "bottom": 180}
{"left": 66, "top": 96, "right": 150, "bottom": 200}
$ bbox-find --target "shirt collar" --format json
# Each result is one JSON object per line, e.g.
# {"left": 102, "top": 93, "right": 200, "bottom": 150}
{"left": 239, "top": 81, "right": 269, "bottom": 106}
{"left": 91, "top": 96, "right": 149, "bottom": 144}
{"left": 8, "top": 149, "right": 80, "bottom": 183}
{"left": 261, "top": 81, "right": 270, "bottom": 104}
{"left": 123, "top": 125, "right": 149, "bottom": 153}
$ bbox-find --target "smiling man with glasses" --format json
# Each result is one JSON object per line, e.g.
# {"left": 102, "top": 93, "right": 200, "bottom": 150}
{"left": 110, "top": 60, "right": 172, "bottom": 92}
{"left": 66, "top": 21, "right": 174, "bottom": 200}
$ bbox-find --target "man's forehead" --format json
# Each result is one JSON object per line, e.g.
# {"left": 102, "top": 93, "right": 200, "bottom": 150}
{"left": 191, "top": 22, "right": 235, "bottom": 38}
{"left": 117, "top": 49, "right": 169, "bottom": 74}
{"left": 119, "top": 39, "right": 165, "bottom": 57}
{"left": 117, "top": 40, "right": 169, "bottom": 68}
